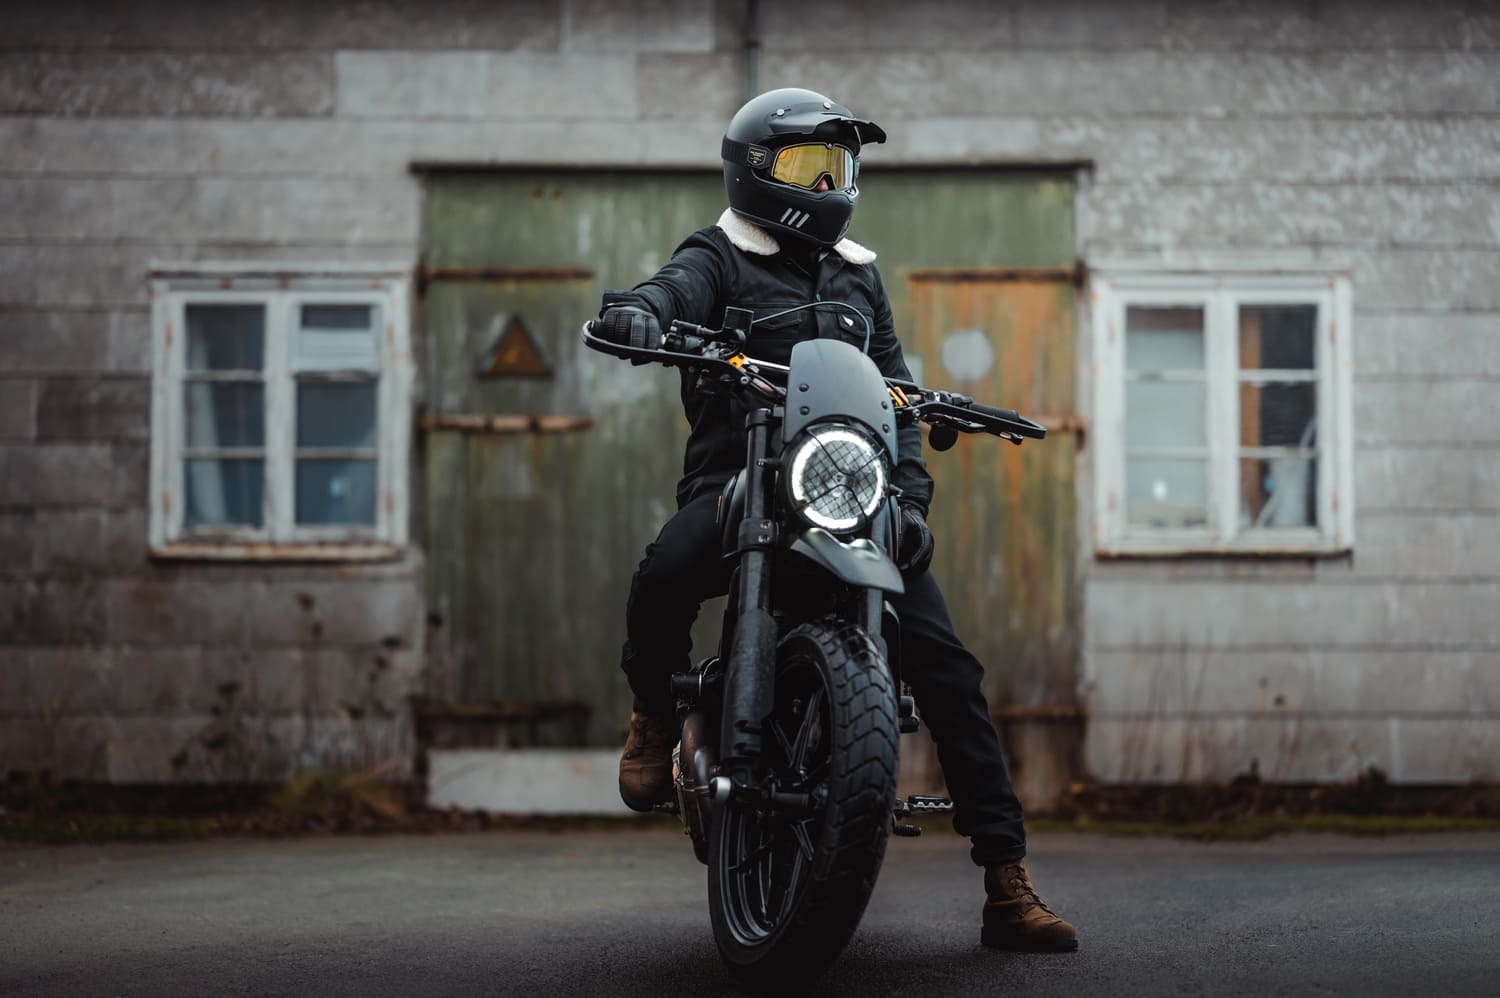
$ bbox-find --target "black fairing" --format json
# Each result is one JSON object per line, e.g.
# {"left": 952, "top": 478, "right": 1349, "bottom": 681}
{"left": 782, "top": 339, "right": 898, "bottom": 460}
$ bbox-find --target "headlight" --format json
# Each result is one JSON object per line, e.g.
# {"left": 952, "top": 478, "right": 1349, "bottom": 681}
{"left": 785, "top": 424, "right": 888, "bottom": 534}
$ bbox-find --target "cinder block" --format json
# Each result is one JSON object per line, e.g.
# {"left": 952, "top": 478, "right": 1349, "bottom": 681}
{"left": 1084, "top": 649, "right": 1489, "bottom": 716}
{"left": 1357, "top": 446, "right": 1500, "bottom": 512}
{"left": 103, "top": 577, "right": 252, "bottom": 645}
{"left": 241, "top": 580, "right": 422, "bottom": 648}
{"left": 1, "top": 579, "right": 109, "bottom": 645}
{"left": 0, "top": 309, "right": 151, "bottom": 375}
{"left": 562, "top": 0, "right": 713, "bottom": 52}
{"left": 484, "top": 53, "right": 637, "bottom": 119}
{"left": 35, "top": 377, "right": 149, "bottom": 443}
{"left": 1391, "top": 719, "right": 1500, "bottom": 782}
{"left": 1312, "top": 0, "right": 1500, "bottom": 50}
{"left": 109, "top": 444, "right": 149, "bottom": 511}
{"left": 1087, "top": 578, "right": 1500, "bottom": 649}
{"left": 0, "top": 379, "right": 36, "bottom": 441}
{"left": 1356, "top": 379, "right": 1500, "bottom": 446}
{"left": 637, "top": 52, "right": 742, "bottom": 121}
{"left": 1083, "top": 717, "right": 1396, "bottom": 783}
{"left": 1087, "top": 182, "right": 1500, "bottom": 251}
{"left": 759, "top": 0, "right": 1014, "bottom": 50}
{"left": 1017, "top": 0, "right": 1168, "bottom": 48}
{"left": 32, "top": 510, "right": 150, "bottom": 576}
{"left": 0, "top": 647, "right": 115, "bottom": 715}
{"left": 1356, "top": 313, "right": 1500, "bottom": 377}
{"left": 0, "top": 53, "right": 334, "bottom": 117}
{"left": 336, "top": 52, "right": 638, "bottom": 120}
{"left": 1354, "top": 249, "right": 1500, "bottom": 311}
{"left": 428, "top": 748, "right": 634, "bottom": 815}
{"left": 1353, "top": 513, "right": 1500, "bottom": 578}
{"left": 0, "top": 444, "right": 116, "bottom": 507}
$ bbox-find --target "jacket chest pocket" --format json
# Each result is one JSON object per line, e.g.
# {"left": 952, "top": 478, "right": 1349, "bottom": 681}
{"left": 741, "top": 302, "right": 811, "bottom": 364}
{"left": 823, "top": 304, "right": 876, "bottom": 350}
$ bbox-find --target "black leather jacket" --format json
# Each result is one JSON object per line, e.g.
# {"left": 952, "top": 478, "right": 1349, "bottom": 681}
{"left": 607, "top": 221, "right": 934, "bottom": 515}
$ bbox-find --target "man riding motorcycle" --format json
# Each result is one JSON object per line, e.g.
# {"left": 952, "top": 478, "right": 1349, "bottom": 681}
{"left": 595, "top": 87, "right": 1077, "bottom": 953}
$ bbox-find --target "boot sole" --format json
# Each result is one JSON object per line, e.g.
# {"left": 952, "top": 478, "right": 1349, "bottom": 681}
{"left": 618, "top": 777, "right": 672, "bottom": 814}
{"left": 979, "top": 927, "right": 1079, "bottom": 953}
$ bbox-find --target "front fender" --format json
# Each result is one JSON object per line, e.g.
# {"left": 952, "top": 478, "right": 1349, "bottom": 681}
{"left": 784, "top": 528, "right": 905, "bottom": 594}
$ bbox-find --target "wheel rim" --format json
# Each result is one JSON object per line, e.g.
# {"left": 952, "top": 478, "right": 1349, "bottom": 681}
{"left": 717, "top": 653, "right": 830, "bottom": 947}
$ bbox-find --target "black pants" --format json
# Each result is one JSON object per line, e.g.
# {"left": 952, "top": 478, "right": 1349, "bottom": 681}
{"left": 620, "top": 492, "right": 1026, "bottom": 865}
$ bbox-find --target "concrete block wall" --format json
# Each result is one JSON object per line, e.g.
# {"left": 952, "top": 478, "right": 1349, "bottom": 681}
{"left": 2, "top": 0, "right": 1496, "bottom": 785}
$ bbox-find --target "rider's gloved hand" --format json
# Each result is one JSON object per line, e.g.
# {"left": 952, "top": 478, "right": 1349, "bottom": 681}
{"left": 895, "top": 502, "right": 935, "bottom": 578}
{"left": 597, "top": 306, "right": 662, "bottom": 365}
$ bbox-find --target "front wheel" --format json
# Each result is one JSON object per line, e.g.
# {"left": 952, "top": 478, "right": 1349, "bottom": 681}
{"left": 708, "top": 620, "right": 898, "bottom": 986}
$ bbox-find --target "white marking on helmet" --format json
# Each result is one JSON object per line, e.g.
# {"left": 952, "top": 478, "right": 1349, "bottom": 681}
{"left": 781, "top": 207, "right": 794, "bottom": 223}
{"left": 795, "top": 212, "right": 810, "bottom": 229}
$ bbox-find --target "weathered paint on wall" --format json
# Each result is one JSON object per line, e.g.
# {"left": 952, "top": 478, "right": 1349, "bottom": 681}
{"left": 2, "top": 0, "right": 1497, "bottom": 786}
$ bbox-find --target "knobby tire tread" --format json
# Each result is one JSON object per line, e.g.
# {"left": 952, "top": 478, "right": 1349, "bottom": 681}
{"left": 711, "top": 619, "right": 898, "bottom": 987}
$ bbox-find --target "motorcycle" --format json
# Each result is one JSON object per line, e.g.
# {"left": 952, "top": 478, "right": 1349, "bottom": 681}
{"left": 582, "top": 303, "right": 1046, "bottom": 984}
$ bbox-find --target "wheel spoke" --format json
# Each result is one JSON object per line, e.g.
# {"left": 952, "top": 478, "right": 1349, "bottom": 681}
{"left": 768, "top": 718, "right": 795, "bottom": 763}
{"left": 790, "top": 685, "right": 825, "bottom": 771}
{"left": 791, "top": 819, "right": 815, "bottom": 862}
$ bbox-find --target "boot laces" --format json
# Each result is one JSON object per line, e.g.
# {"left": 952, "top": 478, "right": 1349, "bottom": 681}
{"left": 1004, "top": 865, "right": 1057, "bottom": 918}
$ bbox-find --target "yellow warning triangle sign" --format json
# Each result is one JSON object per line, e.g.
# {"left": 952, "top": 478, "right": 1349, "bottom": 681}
{"left": 482, "top": 315, "right": 550, "bottom": 378}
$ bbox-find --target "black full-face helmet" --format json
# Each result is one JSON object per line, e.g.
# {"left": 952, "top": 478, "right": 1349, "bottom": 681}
{"left": 721, "top": 87, "right": 886, "bottom": 248}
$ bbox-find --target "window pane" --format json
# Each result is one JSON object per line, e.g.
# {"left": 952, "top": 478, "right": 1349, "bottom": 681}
{"left": 184, "top": 458, "right": 263, "bottom": 527}
{"left": 1240, "top": 381, "right": 1317, "bottom": 448}
{"left": 1126, "top": 306, "right": 1204, "bottom": 371}
{"left": 185, "top": 382, "right": 264, "bottom": 448}
{"left": 296, "top": 459, "right": 377, "bottom": 525}
{"left": 297, "top": 303, "right": 378, "bottom": 370}
{"left": 1125, "top": 381, "right": 1206, "bottom": 448}
{"left": 297, "top": 381, "right": 377, "bottom": 449}
{"left": 186, "top": 304, "right": 264, "bottom": 371}
{"left": 1127, "top": 458, "right": 1209, "bottom": 529}
{"left": 1240, "top": 305, "right": 1316, "bottom": 371}
{"left": 1241, "top": 457, "right": 1317, "bottom": 528}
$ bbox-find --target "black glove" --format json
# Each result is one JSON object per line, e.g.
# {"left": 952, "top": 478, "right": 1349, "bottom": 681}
{"left": 896, "top": 503, "right": 934, "bottom": 578}
{"left": 596, "top": 306, "right": 662, "bottom": 364}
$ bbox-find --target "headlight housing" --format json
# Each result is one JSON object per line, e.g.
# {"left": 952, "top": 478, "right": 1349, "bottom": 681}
{"left": 784, "top": 423, "right": 888, "bottom": 534}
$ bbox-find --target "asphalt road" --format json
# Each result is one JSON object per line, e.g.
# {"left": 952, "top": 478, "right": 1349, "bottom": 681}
{"left": 3, "top": 828, "right": 1498, "bottom": 997}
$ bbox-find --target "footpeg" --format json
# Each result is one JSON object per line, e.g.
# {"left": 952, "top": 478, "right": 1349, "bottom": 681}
{"left": 892, "top": 822, "right": 922, "bottom": 837}
{"left": 894, "top": 794, "right": 954, "bottom": 818}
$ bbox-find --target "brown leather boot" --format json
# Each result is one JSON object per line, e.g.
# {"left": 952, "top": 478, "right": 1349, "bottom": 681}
{"left": 618, "top": 697, "right": 677, "bottom": 813}
{"left": 981, "top": 860, "right": 1078, "bottom": 952}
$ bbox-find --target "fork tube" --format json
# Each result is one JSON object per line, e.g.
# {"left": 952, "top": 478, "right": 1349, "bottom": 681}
{"left": 720, "top": 407, "right": 777, "bottom": 784}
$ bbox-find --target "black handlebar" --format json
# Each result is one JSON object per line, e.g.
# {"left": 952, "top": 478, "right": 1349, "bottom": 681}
{"left": 582, "top": 320, "right": 1047, "bottom": 443}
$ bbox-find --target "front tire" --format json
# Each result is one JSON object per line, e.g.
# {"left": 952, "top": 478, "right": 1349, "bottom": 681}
{"left": 708, "top": 620, "right": 898, "bottom": 986}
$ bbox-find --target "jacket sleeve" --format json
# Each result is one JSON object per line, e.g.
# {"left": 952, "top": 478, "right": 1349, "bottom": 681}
{"left": 867, "top": 266, "right": 935, "bottom": 516}
{"left": 599, "top": 228, "right": 731, "bottom": 327}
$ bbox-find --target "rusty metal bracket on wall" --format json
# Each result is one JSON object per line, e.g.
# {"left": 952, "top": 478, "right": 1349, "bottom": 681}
{"left": 907, "top": 260, "right": 1088, "bottom": 287}
{"left": 420, "top": 412, "right": 594, "bottom": 435}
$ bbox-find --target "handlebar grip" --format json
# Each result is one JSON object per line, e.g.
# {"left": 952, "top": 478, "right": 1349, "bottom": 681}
{"left": 969, "top": 402, "right": 1020, "bottom": 422}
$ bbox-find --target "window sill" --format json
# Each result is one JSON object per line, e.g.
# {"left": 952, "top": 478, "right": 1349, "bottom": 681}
{"left": 1095, "top": 541, "right": 1352, "bottom": 561}
{"left": 149, "top": 541, "right": 402, "bottom": 563}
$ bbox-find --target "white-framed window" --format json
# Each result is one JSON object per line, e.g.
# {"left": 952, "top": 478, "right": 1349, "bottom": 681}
{"left": 148, "top": 264, "right": 413, "bottom": 559}
{"left": 1092, "top": 273, "right": 1354, "bottom": 556}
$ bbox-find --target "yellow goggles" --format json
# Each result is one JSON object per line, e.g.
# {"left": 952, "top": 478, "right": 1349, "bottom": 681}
{"left": 770, "top": 143, "right": 857, "bottom": 190}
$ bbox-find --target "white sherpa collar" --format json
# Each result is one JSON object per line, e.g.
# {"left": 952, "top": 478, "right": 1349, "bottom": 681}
{"left": 717, "top": 208, "right": 877, "bottom": 265}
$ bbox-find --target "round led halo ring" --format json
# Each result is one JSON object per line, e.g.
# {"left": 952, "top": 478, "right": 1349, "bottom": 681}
{"left": 787, "top": 426, "right": 887, "bottom": 532}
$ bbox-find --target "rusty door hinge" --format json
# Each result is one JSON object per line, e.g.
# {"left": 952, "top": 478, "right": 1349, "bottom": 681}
{"left": 420, "top": 413, "right": 594, "bottom": 435}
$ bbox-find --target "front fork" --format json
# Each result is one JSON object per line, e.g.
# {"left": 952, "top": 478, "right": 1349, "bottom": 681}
{"left": 718, "top": 409, "right": 777, "bottom": 786}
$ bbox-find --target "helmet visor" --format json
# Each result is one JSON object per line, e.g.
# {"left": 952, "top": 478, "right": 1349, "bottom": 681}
{"left": 771, "top": 143, "right": 857, "bottom": 190}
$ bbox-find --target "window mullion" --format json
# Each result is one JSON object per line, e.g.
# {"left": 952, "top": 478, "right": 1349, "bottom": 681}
{"left": 265, "top": 296, "right": 294, "bottom": 541}
{"left": 1211, "top": 290, "right": 1238, "bottom": 543}
{"left": 168, "top": 294, "right": 187, "bottom": 542}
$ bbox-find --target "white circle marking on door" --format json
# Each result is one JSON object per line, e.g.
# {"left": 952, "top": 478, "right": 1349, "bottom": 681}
{"left": 939, "top": 329, "right": 995, "bottom": 382}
